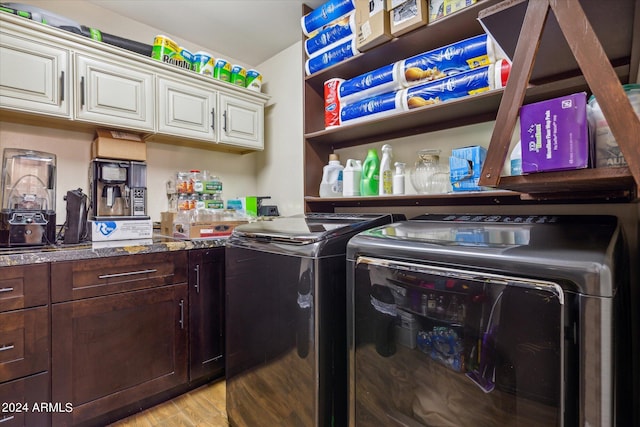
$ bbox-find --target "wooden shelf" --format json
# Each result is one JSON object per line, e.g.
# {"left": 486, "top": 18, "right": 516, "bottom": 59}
{"left": 305, "top": 191, "right": 524, "bottom": 211}
{"left": 497, "top": 167, "right": 637, "bottom": 197}
{"left": 304, "top": 63, "right": 629, "bottom": 149}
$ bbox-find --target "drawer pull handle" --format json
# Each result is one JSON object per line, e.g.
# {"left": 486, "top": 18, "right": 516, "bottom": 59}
{"left": 179, "top": 299, "right": 185, "bottom": 329}
{"left": 0, "top": 415, "right": 15, "bottom": 423}
{"left": 0, "top": 344, "right": 14, "bottom": 352}
{"left": 98, "top": 269, "right": 157, "bottom": 279}
{"left": 194, "top": 264, "right": 200, "bottom": 294}
{"left": 0, "top": 287, "right": 14, "bottom": 293}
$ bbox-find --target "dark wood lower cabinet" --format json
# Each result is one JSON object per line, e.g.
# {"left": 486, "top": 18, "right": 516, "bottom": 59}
{"left": 51, "top": 284, "right": 188, "bottom": 426}
{"left": 188, "top": 247, "right": 225, "bottom": 381}
{"left": 0, "top": 372, "right": 51, "bottom": 427}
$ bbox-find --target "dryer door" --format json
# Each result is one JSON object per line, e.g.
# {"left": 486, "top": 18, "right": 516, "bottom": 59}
{"left": 350, "top": 256, "right": 580, "bottom": 427}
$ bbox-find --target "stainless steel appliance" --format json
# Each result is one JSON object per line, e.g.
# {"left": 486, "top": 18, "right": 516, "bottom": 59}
{"left": 89, "top": 159, "right": 147, "bottom": 219}
{"left": 225, "top": 213, "right": 404, "bottom": 427}
{"left": 347, "top": 214, "right": 634, "bottom": 427}
{"left": 0, "top": 148, "right": 56, "bottom": 246}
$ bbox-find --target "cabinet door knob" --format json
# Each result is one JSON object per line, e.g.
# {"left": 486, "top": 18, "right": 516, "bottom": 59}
{"left": 211, "top": 108, "right": 215, "bottom": 132}
{"left": 0, "top": 287, "right": 14, "bottom": 293}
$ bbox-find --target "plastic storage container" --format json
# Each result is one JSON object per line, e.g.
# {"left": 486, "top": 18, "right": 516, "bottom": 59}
{"left": 319, "top": 154, "right": 344, "bottom": 197}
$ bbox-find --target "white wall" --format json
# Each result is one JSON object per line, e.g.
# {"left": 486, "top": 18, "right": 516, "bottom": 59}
{"left": 255, "top": 42, "right": 305, "bottom": 216}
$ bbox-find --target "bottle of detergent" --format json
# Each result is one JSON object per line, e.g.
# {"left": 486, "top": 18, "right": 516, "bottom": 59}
{"left": 360, "top": 149, "right": 380, "bottom": 196}
{"left": 342, "top": 159, "right": 362, "bottom": 196}
{"left": 319, "top": 153, "right": 344, "bottom": 197}
{"left": 379, "top": 144, "right": 393, "bottom": 195}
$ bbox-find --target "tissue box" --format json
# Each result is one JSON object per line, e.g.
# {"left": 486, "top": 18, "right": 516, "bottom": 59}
{"left": 390, "top": 0, "right": 428, "bottom": 37}
{"left": 449, "top": 146, "right": 487, "bottom": 191}
{"left": 92, "top": 129, "right": 147, "bottom": 161}
{"left": 90, "top": 218, "right": 153, "bottom": 241}
{"left": 356, "top": 0, "right": 392, "bottom": 51}
{"left": 519, "top": 92, "right": 589, "bottom": 173}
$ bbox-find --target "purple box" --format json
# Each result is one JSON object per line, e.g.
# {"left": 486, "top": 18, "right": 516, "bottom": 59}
{"left": 519, "top": 92, "right": 589, "bottom": 173}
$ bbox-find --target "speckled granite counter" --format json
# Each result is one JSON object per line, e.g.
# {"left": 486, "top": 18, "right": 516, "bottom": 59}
{"left": 0, "top": 235, "right": 226, "bottom": 267}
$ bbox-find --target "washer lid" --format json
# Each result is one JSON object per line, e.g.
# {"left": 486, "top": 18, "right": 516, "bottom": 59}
{"left": 364, "top": 214, "right": 618, "bottom": 249}
{"left": 231, "top": 213, "right": 395, "bottom": 244}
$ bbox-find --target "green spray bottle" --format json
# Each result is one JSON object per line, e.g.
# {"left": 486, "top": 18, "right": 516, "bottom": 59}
{"left": 360, "top": 149, "right": 380, "bottom": 196}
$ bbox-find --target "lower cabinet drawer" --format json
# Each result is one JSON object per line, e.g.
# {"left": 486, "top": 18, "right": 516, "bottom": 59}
{"left": 0, "top": 306, "right": 49, "bottom": 383}
{"left": 0, "top": 372, "right": 51, "bottom": 427}
{"left": 51, "top": 251, "right": 188, "bottom": 302}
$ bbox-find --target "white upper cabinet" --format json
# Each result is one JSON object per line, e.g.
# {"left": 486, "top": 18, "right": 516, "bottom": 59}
{"left": 157, "top": 76, "right": 217, "bottom": 140}
{"left": 75, "top": 54, "right": 155, "bottom": 131}
{"left": 218, "top": 92, "right": 264, "bottom": 150}
{"left": 0, "top": 12, "right": 269, "bottom": 152}
{"left": 0, "top": 29, "right": 71, "bottom": 118}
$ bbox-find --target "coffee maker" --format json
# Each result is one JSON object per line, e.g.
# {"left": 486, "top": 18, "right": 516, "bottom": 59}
{"left": 0, "top": 148, "right": 57, "bottom": 246}
{"left": 89, "top": 159, "right": 147, "bottom": 219}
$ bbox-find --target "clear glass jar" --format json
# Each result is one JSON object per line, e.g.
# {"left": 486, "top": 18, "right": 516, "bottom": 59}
{"left": 410, "top": 149, "right": 451, "bottom": 194}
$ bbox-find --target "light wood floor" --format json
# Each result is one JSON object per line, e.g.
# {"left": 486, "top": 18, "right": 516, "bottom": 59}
{"left": 108, "top": 380, "right": 229, "bottom": 427}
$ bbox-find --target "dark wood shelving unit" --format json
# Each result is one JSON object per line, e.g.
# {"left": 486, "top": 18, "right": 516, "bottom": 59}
{"left": 302, "top": 0, "right": 639, "bottom": 212}
{"left": 477, "top": 0, "right": 640, "bottom": 196}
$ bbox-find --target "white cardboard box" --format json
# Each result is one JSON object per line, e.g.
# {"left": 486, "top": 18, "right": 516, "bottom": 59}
{"left": 90, "top": 218, "right": 153, "bottom": 242}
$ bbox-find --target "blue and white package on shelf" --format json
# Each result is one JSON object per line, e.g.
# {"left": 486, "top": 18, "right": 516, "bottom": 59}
{"left": 338, "top": 62, "right": 403, "bottom": 103}
{"left": 305, "top": 37, "right": 359, "bottom": 76}
{"left": 301, "top": 0, "right": 356, "bottom": 36}
{"left": 401, "top": 60, "right": 510, "bottom": 110}
{"left": 339, "top": 90, "right": 406, "bottom": 125}
{"left": 305, "top": 13, "right": 356, "bottom": 57}
{"left": 399, "top": 34, "right": 495, "bottom": 87}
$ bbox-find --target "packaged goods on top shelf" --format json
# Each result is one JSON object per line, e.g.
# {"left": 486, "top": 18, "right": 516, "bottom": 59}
{"left": 303, "top": 0, "right": 361, "bottom": 75}
{"left": 301, "top": 0, "right": 356, "bottom": 36}
{"left": 429, "top": 0, "right": 477, "bottom": 22}
{"left": 150, "top": 35, "right": 263, "bottom": 91}
{"left": 324, "top": 32, "right": 511, "bottom": 127}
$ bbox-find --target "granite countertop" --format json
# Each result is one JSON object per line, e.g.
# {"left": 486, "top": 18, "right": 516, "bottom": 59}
{"left": 0, "top": 235, "right": 226, "bottom": 267}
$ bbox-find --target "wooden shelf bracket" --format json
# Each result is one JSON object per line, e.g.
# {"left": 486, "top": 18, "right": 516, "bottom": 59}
{"left": 479, "top": 0, "right": 640, "bottom": 189}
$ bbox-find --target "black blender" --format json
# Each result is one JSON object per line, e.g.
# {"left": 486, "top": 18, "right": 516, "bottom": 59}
{"left": 0, "top": 148, "right": 57, "bottom": 246}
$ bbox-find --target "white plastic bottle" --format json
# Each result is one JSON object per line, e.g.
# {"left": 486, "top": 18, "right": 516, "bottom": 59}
{"left": 379, "top": 144, "right": 393, "bottom": 195}
{"left": 319, "top": 153, "right": 344, "bottom": 197}
{"left": 393, "top": 162, "right": 406, "bottom": 195}
{"left": 343, "top": 159, "right": 362, "bottom": 196}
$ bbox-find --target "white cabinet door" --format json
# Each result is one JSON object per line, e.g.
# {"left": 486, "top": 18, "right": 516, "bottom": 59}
{"left": 157, "top": 77, "right": 217, "bottom": 140}
{"left": 218, "top": 92, "right": 264, "bottom": 150}
{"left": 75, "top": 54, "right": 155, "bottom": 131}
{"left": 0, "top": 31, "right": 70, "bottom": 118}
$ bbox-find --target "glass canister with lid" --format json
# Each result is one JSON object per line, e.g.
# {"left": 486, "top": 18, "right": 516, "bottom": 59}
{"left": 410, "top": 149, "right": 451, "bottom": 194}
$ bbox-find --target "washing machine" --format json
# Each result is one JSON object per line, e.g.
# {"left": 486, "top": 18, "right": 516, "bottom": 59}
{"left": 225, "top": 212, "right": 404, "bottom": 427}
{"left": 346, "top": 214, "right": 634, "bottom": 426}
